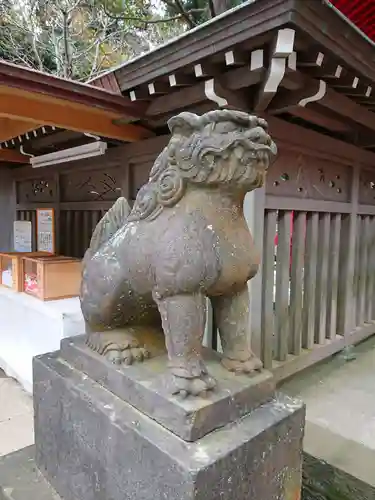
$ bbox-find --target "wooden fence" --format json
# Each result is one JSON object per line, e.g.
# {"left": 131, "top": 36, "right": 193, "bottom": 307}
{"left": 206, "top": 156, "right": 375, "bottom": 382}
{"left": 14, "top": 140, "right": 375, "bottom": 383}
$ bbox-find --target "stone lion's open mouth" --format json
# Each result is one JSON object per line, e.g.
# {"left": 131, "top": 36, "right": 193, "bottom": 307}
{"left": 234, "top": 128, "right": 277, "bottom": 172}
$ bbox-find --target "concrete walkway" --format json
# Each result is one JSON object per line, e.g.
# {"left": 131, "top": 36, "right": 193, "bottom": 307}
{"left": 0, "top": 370, "right": 34, "bottom": 457}
{"left": 281, "top": 335, "right": 375, "bottom": 493}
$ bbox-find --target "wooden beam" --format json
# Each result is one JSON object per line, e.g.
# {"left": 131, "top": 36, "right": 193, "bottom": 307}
{"left": 148, "top": 81, "right": 170, "bottom": 96}
{"left": 0, "top": 117, "right": 39, "bottom": 143}
{"left": 268, "top": 79, "right": 322, "bottom": 113}
{"left": 25, "top": 129, "right": 84, "bottom": 151}
{"left": 194, "top": 62, "right": 219, "bottom": 79}
{"left": 331, "top": 72, "right": 361, "bottom": 91}
{"left": 264, "top": 115, "right": 375, "bottom": 167}
{"left": 269, "top": 70, "right": 375, "bottom": 135}
{"left": 168, "top": 73, "right": 194, "bottom": 88}
{"left": 204, "top": 80, "right": 250, "bottom": 110}
{"left": 254, "top": 28, "right": 296, "bottom": 112}
{"left": 225, "top": 49, "right": 248, "bottom": 67}
{"left": 287, "top": 106, "right": 351, "bottom": 133}
{"left": 146, "top": 57, "right": 264, "bottom": 117}
{"left": 303, "top": 60, "right": 343, "bottom": 80}
{"left": 0, "top": 86, "right": 153, "bottom": 142}
{"left": 297, "top": 50, "right": 325, "bottom": 68}
{"left": 0, "top": 61, "right": 144, "bottom": 118}
{"left": 0, "top": 148, "right": 28, "bottom": 163}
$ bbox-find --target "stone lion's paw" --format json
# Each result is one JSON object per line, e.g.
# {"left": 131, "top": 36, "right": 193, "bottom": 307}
{"left": 171, "top": 373, "right": 217, "bottom": 398}
{"left": 221, "top": 355, "right": 263, "bottom": 374}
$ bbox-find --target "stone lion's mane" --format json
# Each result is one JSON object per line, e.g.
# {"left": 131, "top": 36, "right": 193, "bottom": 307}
{"left": 128, "top": 109, "right": 273, "bottom": 223}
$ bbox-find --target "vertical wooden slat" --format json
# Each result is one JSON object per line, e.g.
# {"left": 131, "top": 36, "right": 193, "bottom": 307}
{"left": 326, "top": 213, "right": 341, "bottom": 340}
{"left": 59, "top": 211, "right": 65, "bottom": 255}
{"left": 366, "top": 217, "right": 375, "bottom": 321}
{"left": 315, "top": 212, "right": 331, "bottom": 345}
{"left": 83, "top": 210, "right": 91, "bottom": 252}
{"left": 289, "top": 211, "right": 306, "bottom": 355}
{"left": 275, "top": 210, "right": 292, "bottom": 362}
{"left": 73, "top": 211, "right": 81, "bottom": 258}
{"left": 261, "top": 209, "right": 277, "bottom": 369}
{"left": 354, "top": 216, "right": 362, "bottom": 326}
{"left": 244, "top": 187, "right": 266, "bottom": 359}
{"left": 302, "top": 212, "right": 319, "bottom": 349}
{"left": 358, "top": 216, "right": 369, "bottom": 325}
{"left": 54, "top": 172, "right": 61, "bottom": 254}
{"left": 65, "top": 211, "right": 72, "bottom": 257}
{"left": 31, "top": 210, "right": 37, "bottom": 251}
{"left": 337, "top": 167, "right": 359, "bottom": 336}
{"left": 91, "top": 210, "right": 101, "bottom": 233}
{"left": 121, "top": 162, "right": 131, "bottom": 201}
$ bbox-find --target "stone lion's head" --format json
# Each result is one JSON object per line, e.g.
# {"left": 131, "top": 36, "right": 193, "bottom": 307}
{"left": 129, "top": 109, "right": 277, "bottom": 222}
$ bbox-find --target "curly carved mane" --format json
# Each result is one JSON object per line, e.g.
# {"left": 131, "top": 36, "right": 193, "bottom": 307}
{"left": 128, "top": 109, "right": 275, "bottom": 222}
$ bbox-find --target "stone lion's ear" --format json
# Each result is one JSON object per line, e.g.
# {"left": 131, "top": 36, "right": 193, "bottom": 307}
{"left": 168, "top": 112, "right": 201, "bottom": 136}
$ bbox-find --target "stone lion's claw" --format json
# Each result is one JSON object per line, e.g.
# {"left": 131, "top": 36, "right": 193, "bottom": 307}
{"left": 222, "top": 355, "right": 263, "bottom": 374}
{"left": 170, "top": 371, "right": 217, "bottom": 398}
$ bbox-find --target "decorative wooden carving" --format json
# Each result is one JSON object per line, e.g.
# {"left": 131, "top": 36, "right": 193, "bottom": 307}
{"left": 266, "top": 150, "right": 350, "bottom": 202}
{"left": 17, "top": 178, "right": 57, "bottom": 203}
{"left": 60, "top": 168, "right": 122, "bottom": 202}
{"left": 359, "top": 169, "right": 375, "bottom": 205}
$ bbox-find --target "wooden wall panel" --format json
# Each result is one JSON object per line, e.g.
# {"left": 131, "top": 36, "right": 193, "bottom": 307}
{"left": 266, "top": 149, "right": 351, "bottom": 202}
{"left": 13, "top": 136, "right": 169, "bottom": 258}
{"left": 0, "top": 168, "right": 16, "bottom": 252}
{"left": 17, "top": 177, "right": 57, "bottom": 204}
{"left": 359, "top": 169, "right": 375, "bottom": 205}
{"left": 60, "top": 168, "right": 122, "bottom": 203}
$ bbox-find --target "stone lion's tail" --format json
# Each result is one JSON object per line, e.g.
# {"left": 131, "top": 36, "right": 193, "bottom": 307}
{"left": 86, "top": 197, "right": 131, "bottom": 258}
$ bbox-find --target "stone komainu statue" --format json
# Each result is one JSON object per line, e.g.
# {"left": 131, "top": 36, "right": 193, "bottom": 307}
{"left": 80, "top": 109, "right": 277, "bottom": 397}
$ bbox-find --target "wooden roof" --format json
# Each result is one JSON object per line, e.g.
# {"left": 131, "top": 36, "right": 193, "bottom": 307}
{"left": 89, "top": 0, "right": 375, "bottom": 152}
{"left": 0, "top": 61, "right": 153, "bottom": 164}
{"left": 331, "top": 0, "right": 375, "bottom": 42}
{"left": 4, "top": 0, "right": 375, "bottom": 166}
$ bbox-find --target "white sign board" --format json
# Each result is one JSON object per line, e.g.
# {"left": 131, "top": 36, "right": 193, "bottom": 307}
{"left": 37, "top": 208, "right": 55, "bottom": 253}
{"left": 13, "top": 220, "right": 32, "bottom": 252}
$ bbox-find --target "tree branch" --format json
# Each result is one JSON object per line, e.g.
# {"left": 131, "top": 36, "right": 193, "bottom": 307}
{"left": 102, "top": 1, "right": 202, "bottom": 26}
{"left": 161, "top": 0, "right": 196, "bottom": 28}
{"left": 208, "top": 0, "right": 216, "bottom": 18}
{"left": 62, "top": 11, "right": 72, "bottom": 78}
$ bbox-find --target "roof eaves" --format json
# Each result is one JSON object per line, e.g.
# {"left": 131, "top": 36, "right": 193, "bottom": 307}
{"left": 324, "top": 0, "right": 375, "bottom": 48}
{"left": 0, "top": 60, "right": 144, "bottom": 117}
{"left": 88, "top": 0, "right": 261, "bottom": 86}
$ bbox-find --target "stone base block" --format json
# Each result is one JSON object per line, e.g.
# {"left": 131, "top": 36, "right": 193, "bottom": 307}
{"left": 60, "top": 335, "right": 275, "bottom": 441}
{"left": 33, "top": 352, "right": 305, "bottom": 500}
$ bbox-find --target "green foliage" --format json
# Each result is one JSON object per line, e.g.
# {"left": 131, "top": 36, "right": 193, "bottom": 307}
{"left": 0, "top": 0, "right": 245, "bottom": 80}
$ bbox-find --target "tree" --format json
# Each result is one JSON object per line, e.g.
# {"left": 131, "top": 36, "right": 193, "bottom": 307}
{"left": 0, "top": 0, "right": 161, "bottom": 79}
{"left": 162, "top": 0, "right": 245, "bottom": 27}
{"left": 0, "top": 0, "right": 245, "bottom": 81}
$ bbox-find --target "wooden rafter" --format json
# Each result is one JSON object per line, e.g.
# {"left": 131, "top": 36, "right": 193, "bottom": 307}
{"left": 267, "top": 70, "right": 375, "bottom": 135}
{"left": 0, "top": 148, "right": 28, "bottom": 163}
{"left": 0, "top": 117, "right": 41, "bottom": 143}
{"left": 145, "top": 51, "right": 265, "bottom": 117}
{"left": 285, "top": 106, "right": 351, "bottom": 133}
{"left": 0, "top": 86, "right": 154, "bottom": 143}
{"left": 254, "top": 28, "right": 296, "bottom": 112}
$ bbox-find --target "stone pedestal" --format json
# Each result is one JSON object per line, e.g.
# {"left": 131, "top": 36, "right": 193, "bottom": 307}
{"left": 1, "top": 335, "right": 305, "bottom": 500}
